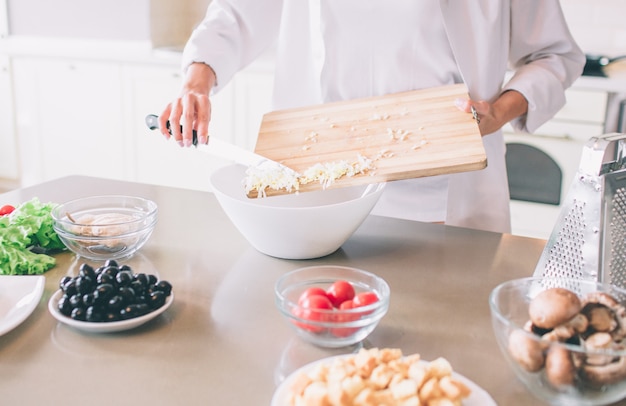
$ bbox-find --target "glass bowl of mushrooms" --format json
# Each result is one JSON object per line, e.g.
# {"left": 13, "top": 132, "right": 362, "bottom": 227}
{"left": 489, "top": 277, "right": 626, "bottom": 405}
{"left": 51, "top": 195, "right": 158, "bottom": 261}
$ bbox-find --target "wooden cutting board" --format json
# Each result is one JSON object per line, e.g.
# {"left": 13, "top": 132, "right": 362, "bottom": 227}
{"left": 253, "top": 83, "right": 487, "bottom": 196}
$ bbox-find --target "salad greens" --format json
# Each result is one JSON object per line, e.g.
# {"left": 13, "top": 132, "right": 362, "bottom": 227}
{"left": 0, "top": 197, "right": 66, "bottom": 275}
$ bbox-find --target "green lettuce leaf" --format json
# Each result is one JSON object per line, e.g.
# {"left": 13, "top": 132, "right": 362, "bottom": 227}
{"left": 0, "top": 244, "right": 56, "bottom": 275}
{"left": 0, "top": 197, "right": 65, "bottom": 275}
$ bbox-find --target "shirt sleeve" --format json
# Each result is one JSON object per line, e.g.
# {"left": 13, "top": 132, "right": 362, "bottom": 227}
{"left": 503, "top": 0, "right": 585, "bottom": 133}
{"left": 181, "top": 0, "right": 283, "bottom": 93}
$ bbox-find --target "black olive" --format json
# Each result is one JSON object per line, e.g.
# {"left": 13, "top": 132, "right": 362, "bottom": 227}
{"left": 134, "top": 303, "right": 150, "bottom": 316}
{"left": 104, "top": 259, "right": 119, "bottom": 268}
{"left": 70, "top": 307, "right": 86, "bottom": 321}
{"left": 69, "top": 294, "right": 83, "bottom": 308}
{"left": 118, "top": 286, "right": 136, "bottom": 304}
{"left": 156, "top": 280, "right": 173, "bottom": 296}
{"left": 119, "top": 264, "right": 132, "bottom": 272}
{"left": 134, "top": 273, "right": 149, "bottom": 289}
{"left": 93, "top": 283, "right": 115, "bottom": 305}
{"left": 86, "top": 306, "right": 104, "bottom": 322}
{"left": 108, "top": 295, "right": 125, "bottom": 312}
{"left": 59, "top": 276, "right": 72, "bottom": 290}
{"left": 96, "top": 272, "right": 114, "bottom": 286}
{"left": 75, "top": 275, "right": 94, "bottom": 295}
{"left": 105, "top": 312, "right": 120, "bottom": 322}
{"left": 101, "top": 265, "right": 119, "bottom": 279}
{"left": 115, "top": 270, "right": 133, "bottom": 287}
{"left": 130, "top": 280, "right": 145, "bottom": 296}
{"left": 146, "top": 284, "right": 157, "bottom": 296}
{"left": 149, "top": 291, "right": 166, "bottom": 309}
{"left": 58, "top": 295, "right": 72, "bottom": 316}
{"left": 82, "top": 292, "right": 96, "bottom": 307}
{"left": 78, "top": 263, "right": 96, "bottom": 279}
{"left": 147, "top": 274, "right": 158, "bottom": 285}
{"left": 121, "top": 304, "right": 150, "bottom": 319}
{"left": 61, "top": 279, "right": 78, "bottom": 297}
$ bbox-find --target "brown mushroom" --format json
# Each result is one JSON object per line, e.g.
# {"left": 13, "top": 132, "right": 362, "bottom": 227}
{"left": 582, "top": 304, "right": 617, "bottom": 332}
{"left": 508, "top": 329, "right": 546, "bottom": 372}
{"left": 529, "top": 288, "right": 582, "bottom": 330}
{"left": 581, "top": 292, "right": 626, "bottom": 341}
{"left": 541, "top": 313, "right": 589, "bottom": 342}
{"left": 582, "top": 356, "right": 626, "bottom": 386}
{"left": 584, "top": 332, "right": 617, "bottom": 366}
{"left": 545, "top": 345, "right": 576, "bottom": 388}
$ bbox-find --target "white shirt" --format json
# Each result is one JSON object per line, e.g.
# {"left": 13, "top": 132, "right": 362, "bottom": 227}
{"left": 183, "top": 0, "right": 585, "bottom": 233}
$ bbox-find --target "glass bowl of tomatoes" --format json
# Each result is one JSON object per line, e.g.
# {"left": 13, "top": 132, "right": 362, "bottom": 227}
{"left": 274, "top": 265, "right": 390, "bottom": 348}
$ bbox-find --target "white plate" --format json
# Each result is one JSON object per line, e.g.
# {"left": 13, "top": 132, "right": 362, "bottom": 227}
{"left": 0, "top": 275, "right": 45, "bottom": 336}
{"left": 272, "top": 354, "right": 497, "bottom": 406}
{"left": 48, "top": 289, "right": 174, "bottom": 333}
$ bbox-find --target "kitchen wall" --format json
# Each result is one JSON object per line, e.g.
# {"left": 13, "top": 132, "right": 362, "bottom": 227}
{"left": 4, "top": 0, "right": 209, "bottom": 49}
{"left": 561, "top": 0, "right": 626, "bottom": 57}
{"left": 3, "top": 1, "right": 624, "bottom": 55}
{"left": 7, "top": 0, "right": 151, "bottom": 40}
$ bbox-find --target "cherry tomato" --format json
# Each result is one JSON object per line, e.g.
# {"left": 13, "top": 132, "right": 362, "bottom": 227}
{"left": 292, "top": 294, "right": 333, "bottom": 333}
{"left": 326, "top": 280, "right": 355, "bottom": 308}
{"left": 353, "top": 291, "right": 379, "bottom": 314}
{"left": 0, "top": 204, "right": 15, "bottom": 216}
{"left": 330, "top": 299, "right": 360, "bottom": 337}
{"left": 297, "top": 287, "right": 328, "bottom": 305}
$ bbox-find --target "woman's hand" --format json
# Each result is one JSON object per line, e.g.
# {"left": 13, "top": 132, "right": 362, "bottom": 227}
{"left": 159, "top": 63, "right": 217, "bottom": 147}
{"left": 455, "top": 90, "right": 528, "bottom": 136}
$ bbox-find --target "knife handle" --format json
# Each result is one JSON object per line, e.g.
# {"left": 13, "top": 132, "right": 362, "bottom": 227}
{"left": 144, "top": 114, "right": 199, "bottom": 146}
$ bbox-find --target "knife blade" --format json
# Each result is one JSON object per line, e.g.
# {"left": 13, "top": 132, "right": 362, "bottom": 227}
{"left": 144, "top": 114, "right": 280, "bottom": 167}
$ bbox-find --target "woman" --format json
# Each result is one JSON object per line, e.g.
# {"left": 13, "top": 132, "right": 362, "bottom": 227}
{"left": 159, "top": 1, "right": 585, "bottom": 233}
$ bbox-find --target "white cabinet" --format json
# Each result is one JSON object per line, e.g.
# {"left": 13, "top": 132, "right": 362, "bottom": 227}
{"left": 9, "top": 51, "right": 275, "bottom": 191}
{"left": 0, "top": 54, "right": 18, "bottom": 185}
{"left": 12, "top": 57, "right": 128, "bottom": 185}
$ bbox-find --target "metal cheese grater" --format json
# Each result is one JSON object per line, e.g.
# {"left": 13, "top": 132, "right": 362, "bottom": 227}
{"left": 533, "top": 133, "right": 626, "bottom": 288}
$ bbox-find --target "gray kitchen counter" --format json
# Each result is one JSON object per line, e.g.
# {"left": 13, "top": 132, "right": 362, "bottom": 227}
{"left": 1, "top": 175, "right": 622, "bottom": 405}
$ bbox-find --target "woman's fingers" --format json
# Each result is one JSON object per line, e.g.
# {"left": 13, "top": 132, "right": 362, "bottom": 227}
{"left": 168, "top": 99, "right": 184, "bottom": 145}
{"left": 195, "top": 95, "right": 211, "bottom": 145}
{"left": 159, "top": 104, "right": 173, "bottom": 139}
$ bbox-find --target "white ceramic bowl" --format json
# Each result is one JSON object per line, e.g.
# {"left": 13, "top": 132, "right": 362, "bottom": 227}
{"left": 51, "top": 195, "right": 157, "bottom": 261}
{"left": 48, "top": 290, "right": 173, "bottom": 333}
{"left": 209, "top": 164, "right": 385, "bottom": 259}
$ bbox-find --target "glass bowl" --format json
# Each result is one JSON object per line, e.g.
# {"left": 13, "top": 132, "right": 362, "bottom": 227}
{"left": 275, "top": 265, "right": 390, "bottom": 348}
{"left": 489, "top": 277, "right": 626, "bottom": 405}
{"left": 51, "top": 195, "right": 157, "bottom": 261}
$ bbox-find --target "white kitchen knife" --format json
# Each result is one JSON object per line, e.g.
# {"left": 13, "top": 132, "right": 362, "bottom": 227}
{"left": 144, "top": 114, "right": 279, "bottom": 167}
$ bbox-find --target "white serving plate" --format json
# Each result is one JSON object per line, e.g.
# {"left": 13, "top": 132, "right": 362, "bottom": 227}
{"left": 0, "top": 275, "right": 45, "bottom": 336}
{"left": 272, "top": 354, "right": 497, "bottom": 406}
{"left": 48, "top": 289, "right": 173, "bottom": 333}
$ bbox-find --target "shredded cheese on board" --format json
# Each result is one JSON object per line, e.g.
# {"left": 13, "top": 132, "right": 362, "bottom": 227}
{"left": 243, "top": 155, "right": 374, "bottom": 197}
{"left": 244, "top": 116, "right": 430, "bottom": 196}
